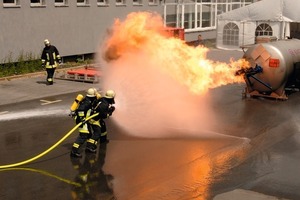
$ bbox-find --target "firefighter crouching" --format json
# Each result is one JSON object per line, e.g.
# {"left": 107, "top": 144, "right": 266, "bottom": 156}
{"left": 70, "top": 88, "right": 100, "bottom": 158}
{"left": 85, "top": 90, "right": 116, "bottom": 153}
{"left": 41, "top": 39, "right": 61, "bottom": 85}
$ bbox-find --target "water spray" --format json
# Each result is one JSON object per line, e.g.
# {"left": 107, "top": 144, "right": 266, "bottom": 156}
{"left": 0, "top": 108, "right": 69, "bottom": 121}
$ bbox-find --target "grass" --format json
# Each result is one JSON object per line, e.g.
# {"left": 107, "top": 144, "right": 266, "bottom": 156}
{"left": 0, "top": 52, "right": 93, "bottom": 78}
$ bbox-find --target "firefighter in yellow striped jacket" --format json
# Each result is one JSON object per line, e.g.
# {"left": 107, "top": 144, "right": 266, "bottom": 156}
{"left": 85, "top": 90, "right": 116, "bottom": 153}
{"left": 70, "top": 88, "right": 100, "bottom": 158}
{"left": 41, "top": 39, "right": 61, "bottom": 85}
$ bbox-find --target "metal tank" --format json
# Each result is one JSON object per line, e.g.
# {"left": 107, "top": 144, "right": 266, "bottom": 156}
{"left": 240, "top": 39, "right": 300, "bottom": 100}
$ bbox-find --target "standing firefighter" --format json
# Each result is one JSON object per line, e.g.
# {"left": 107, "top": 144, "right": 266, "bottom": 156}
{"left": 70, "top": 88, "right": 100, "bottom": 158}
{"left": 41, "top": 39, "right": 61, "bottom": 85}
{"left": 85, "top": 90, "right": 116, "bottom": 153}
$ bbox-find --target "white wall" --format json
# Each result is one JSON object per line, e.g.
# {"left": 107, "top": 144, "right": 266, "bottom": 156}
{"left": 0, "top": 1, "right": 163, "bottom": 63}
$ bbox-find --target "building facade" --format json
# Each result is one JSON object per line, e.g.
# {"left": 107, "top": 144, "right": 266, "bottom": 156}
{"left": 0, "top": 0, "right": 257, "bottom": 63}
{"left": 216, "top": 0, "right": 300, "bottom": 50}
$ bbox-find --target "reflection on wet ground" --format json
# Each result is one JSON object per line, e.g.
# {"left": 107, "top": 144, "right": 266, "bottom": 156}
{"left": 1, "top": 84, "right": 300, "bottom": 199}
{"left": 0, "top": 142, "right": 115, "bottom": 200}
{"left": 103, "top": 137, "right": 250, "bottom": 200}
{"left": 0, "top": 114, "right": 251, "bottom": 200}
{"left": 69, "top": 142, "right": 114, "bottom": 199}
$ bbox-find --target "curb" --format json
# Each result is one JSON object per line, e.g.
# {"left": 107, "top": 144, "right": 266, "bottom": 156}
{"left": 0, "top": 65, "right": 90, "bottom": 82}
{"left": 0, "top": 71, "right": 46, "bottom": 81}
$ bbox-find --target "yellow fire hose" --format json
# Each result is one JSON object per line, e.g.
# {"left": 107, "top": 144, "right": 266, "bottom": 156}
{"left": 0, "top": 113, "right": 99, "bottom": 169}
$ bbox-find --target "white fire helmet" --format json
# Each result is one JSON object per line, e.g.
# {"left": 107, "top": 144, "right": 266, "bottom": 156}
{"left": 44, "top": 39, "right": 50, "bottom": 46}
{"left": 104, "top": 90, "right": 116, "bottom": 99}
{"left": 86, "top": 88, "right": 98, "bottom": 97}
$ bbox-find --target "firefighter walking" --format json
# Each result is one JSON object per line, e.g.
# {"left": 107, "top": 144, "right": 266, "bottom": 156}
{"left": 41, "top": 39, "right": 61, "bottom": 85}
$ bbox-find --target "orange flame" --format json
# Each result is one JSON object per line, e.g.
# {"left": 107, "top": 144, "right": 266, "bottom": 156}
{"left": 103, "top": 12, "right": 249, "bottom": 95}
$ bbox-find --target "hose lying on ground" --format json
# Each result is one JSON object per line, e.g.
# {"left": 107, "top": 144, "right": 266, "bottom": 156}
{"left": 0, "top": 113, "right": 99, "bottom": 169}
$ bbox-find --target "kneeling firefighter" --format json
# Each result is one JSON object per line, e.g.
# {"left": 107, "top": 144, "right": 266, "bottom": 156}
{"left": 70, "top": 88, "right": 101, "bottom": 158}
{"left": 84, "top": 90, "right": 116, "bottom": 153}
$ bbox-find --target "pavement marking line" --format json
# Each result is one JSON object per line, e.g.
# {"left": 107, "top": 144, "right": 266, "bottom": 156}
{"left": 0, "top": 111, "right": 9, "bottom": 115}
{"left": 40, "top": 99, "right": 62, "bottom": 105}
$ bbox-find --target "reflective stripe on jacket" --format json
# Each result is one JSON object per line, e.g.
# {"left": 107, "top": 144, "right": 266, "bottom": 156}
{"left": 41, "top": 45, "right": 60, "bottom": 68}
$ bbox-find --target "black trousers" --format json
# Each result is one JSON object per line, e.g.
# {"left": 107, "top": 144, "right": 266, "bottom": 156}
{"left": 86, "top": 119, "right": 108, "bottom": 150}
{"left": 46, "top": 68, "right": 56, "bottom": 84}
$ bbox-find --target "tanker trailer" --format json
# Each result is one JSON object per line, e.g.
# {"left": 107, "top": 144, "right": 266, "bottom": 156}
{"left": 237, "top": 39, "right": 300, "bottom": 100}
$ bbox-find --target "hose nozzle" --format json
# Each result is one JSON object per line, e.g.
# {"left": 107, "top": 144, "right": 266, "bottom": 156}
{"left": 235, "top": 64, "right": 263, "bottom": 76}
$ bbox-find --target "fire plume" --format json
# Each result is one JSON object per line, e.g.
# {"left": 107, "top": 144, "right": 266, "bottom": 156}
{"left": 103, "top": 11, "right": 249, "bottom": 95}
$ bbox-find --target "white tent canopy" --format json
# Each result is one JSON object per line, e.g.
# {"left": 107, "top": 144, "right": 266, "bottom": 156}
{"left": 216, "top": 0, "right": 300, "bottom": 50}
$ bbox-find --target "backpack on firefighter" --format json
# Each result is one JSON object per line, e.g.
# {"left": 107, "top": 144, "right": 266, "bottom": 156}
{"left": 69, "top": 88, "right": 101, "bottom": 118}
{"left": 69, "top": 94, "right": 84, "bottom": 118}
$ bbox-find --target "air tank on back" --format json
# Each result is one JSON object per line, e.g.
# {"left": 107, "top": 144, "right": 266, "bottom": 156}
{"left": 240, "top": 39, "right": 300, "bottom": 100}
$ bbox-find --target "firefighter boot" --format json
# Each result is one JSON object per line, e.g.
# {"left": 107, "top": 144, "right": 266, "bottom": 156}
{"left": 100, "top": 135, "right": 109, "bottom": 144}
{"left": 85, "top": 139, "right": 97, "bottom": 153}
{"left": 85, "top": 146, "right": 97, "bottom": 153}
{"left": 70, "top": 146, "right": 82, "bottom": 158}
{"left": 46, "top": 78, "right": 53, "bottom": 85}
{"left": 70, "top": 151, "right": 82, "bottom": 158}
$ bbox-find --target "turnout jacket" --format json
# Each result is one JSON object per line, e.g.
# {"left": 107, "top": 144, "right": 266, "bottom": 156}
{"left": 41, "top": 45, "right": 61, "bottom": 68}
{"left": 91, "top": 98, "right": 115, "bottom": 121}
{"left": 75, "top": 96, "right": 95, "bottom": 121}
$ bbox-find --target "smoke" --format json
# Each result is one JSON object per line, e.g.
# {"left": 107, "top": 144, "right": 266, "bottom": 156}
{"left": 100, "top": 54, "right": 216, "bottom": 138}
{"left": 97, "top": 12, "right": 246, "bottom": 138}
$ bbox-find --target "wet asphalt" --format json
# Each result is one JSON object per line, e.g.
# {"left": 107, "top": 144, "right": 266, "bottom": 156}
{"left": 0, "top": 49, "right": 299, "bottom": 200}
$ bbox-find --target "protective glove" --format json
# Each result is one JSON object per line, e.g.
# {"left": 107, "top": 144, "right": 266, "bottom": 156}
{"left": 80, "top": 117, "right": 87, "bottom": 124}
{"left": 69, "top": 111, "right": 76, "bottom": 118}
{"left": 75, "top": 115, "right": 86, "bottom": 124}
{"left": 108, "top": 106, "right": 115, "bottom": 116}
{"left": 78, "top": 118, "right": 87, "bottom": 128}
{"left": 42, "top": 63, "right": 45, "bottom": 68}
{"left": 58, "top": 59, "right": 62, "bottom": 64}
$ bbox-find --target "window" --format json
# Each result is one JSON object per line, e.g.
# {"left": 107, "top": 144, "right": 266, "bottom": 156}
{"left": 116, "top": 0, "right": 126, "bottom": 6}
{"left": 30, "top": 0, "right": 46, "bottom": 6}
{"left": 148, "top": 0, "right": 158, "bottom": 5}
{"left": 183, "top": 4, "right": 196, "bottom": 29}
{"left": 3, "top": 0, "right": 20, "bottom": 7}
{"left": 164, "top": 4, "right": 177, "bottom": 27}
{"left": 133, "top": 0, "right": 142, "bottom": 5}
{"left": 196, "top": 4, "right": 215, "bottom": 29}
{"left": 255, "top": 23, "right": 273, "bottom": 36}
{"left": 97, "top": 0, "right": 109, "bottom": 6}
{"left": 223, "top": 22, "right": 239, "bottom": 46}
{"left": 77, "top": 0, "right": 89, "bottom": 6}
{"left": 164, "top": 0, "right": 255, "bottom": 32}
{"left": 55, "top": 0, "right": 68, "bottom": 6}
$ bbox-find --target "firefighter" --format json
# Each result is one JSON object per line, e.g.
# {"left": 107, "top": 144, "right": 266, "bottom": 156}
{"left": 41, "top": 39, "right": 61, "bottom": 85}
{"left": 85, "top": 90, "right": 116, "bottom": 153}
{"left": 194, "top": 34, "right": 204, "bottom": 47}
{"left": 70, "top": 88, "right": 100, "bottom": 158}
